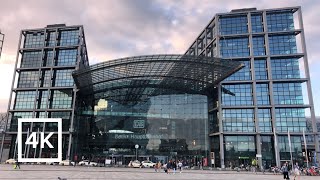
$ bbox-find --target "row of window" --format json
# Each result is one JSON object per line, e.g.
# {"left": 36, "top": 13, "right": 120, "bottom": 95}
{"left": 220, "top": 35, "right": 297, "bottom": 58}
{"left": 17, "top": 69, "right": 74, "bottom": 88}
{"left": 20, "top": 49, "right": 78, "bottom": 68}
{"left": 9, "top": 111, "right": 71, "bottom": 132}
{"left": 224, "top": 135, "right": 306, "bottom": 154}
{"left": 24, "top": 30, "right": 79, "bottom": 48}
{"left": 219, "top": 12, "right": 294, "bottom": 35}
{"left": 223, "top": 58, "right": 302, "bottom": 81}
{"left": 222, "top": 108, "right": 307, "bottom": 133}
{"left": 14, "top": 90, "right": 73, "bottom": 109}
{"left": 221, "top": 82, "right": 304, "bottom": 106}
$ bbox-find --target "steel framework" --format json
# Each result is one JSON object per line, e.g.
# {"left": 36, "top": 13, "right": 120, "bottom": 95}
{"left": 73, "top": 54, "right": 244, "bottom": 104}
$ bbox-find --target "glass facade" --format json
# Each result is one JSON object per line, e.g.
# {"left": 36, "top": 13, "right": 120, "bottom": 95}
{"left": 224, "top": 136, "right": 256, "bottom": 168}
{"left": 220, "top": 37, "right": 250, "bottom": 57}
{"left": 3, "top": 25, "right": 88, "bottom": 161}
{"left": 185, "top": 7, "right": 317, "bottom": 168}
{"left": 78, "top": 94, "right": 208, "bottom": 165}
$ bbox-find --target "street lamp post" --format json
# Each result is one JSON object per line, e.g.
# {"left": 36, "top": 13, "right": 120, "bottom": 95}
{"left": 135, "top": 144, "right": 139, "bottom": 160}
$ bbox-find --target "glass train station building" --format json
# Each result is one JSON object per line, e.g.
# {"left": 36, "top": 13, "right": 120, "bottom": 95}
{"left": 0, "top": 6, "right": 319, "bottom": 168}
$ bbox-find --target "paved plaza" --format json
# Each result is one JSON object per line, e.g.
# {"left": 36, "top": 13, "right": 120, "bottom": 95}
{"left": 0, "top": 165, "right": 319, "bottom": 180}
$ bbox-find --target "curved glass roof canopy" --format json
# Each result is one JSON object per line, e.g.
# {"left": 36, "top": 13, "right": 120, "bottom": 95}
{"left": 73, "top": 54, "right": 244, "bottom": 104}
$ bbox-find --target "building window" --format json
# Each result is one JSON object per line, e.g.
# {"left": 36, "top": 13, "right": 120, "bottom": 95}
{"left": 269, "top": 35, "right": 297, "bottom": 55}
{"left": 254, "top": 59, "right": 268, "bottom": 80}
{"left": 256, "top": 83, "right": 270, "bottom": 105}
{"left": 275, "top": 108, "right": 307, "bottom": 132}
{"left": 219, "top": 16, "right": 248, "bottom": 35}
{"left": 58, "top": 30, "right": 79, "bottom": 46}
{"left": 224, "top": 136, "right": 256, "bottom": 168}
{"left": 14, "top": 91, "right": 36, "bottom": 109}
{"left": 46, "top": 31, "right": 56, "bottom": 47}
{"left": 24, "top": 32, "right": 44, "bottom": 48}
{"left": 260, "top": 136, "right": 275, "bottom": 165}
{"left": 278, "top": 136, "right": 303, "bottom": 162}
{"left": 271, "top": 58, "right": 300, "bottom": 79}
{"left": 10, "top": 112, "right": 33, "bottom": 131}
{"left": 273, "top": 83, "right": 303, "bottom": 105}
{"left": 223, "top": 109, "right": 255, "bottom": 132}
{"left": 50, "top": 90, "right": 73, "bottom": 109}
{"left": 43, "top": 50, "right": 54, "bottom": 67}
{"left": 220, "top": 37, "right": 250, "bottom": 58}
{"left": 53, "top": 69, "right": 74, "bottom": 87}
{"left": 222, "top": 84, "right": 253, "bottom": 106}
{"left": 258, "top": 109, "right": 272, "bottom": 132}
{"left": 20, "top": 51, "right": 42, "bottom": 68}
{"left": 56, "top": 49, "right": 77, "bottom": 66}
{"left": 49, "top": 112, "right": 71, "bottom": 131}
{"left": 39, "top": 70, "right": 52, "bottom": 87}
{"left": 37, "top": 90, "right": 48, "bottom": 109}
{"left": 267, "top": 12, "right": 294, "bottom": 32}
{"left": 18, "top": 71, "right": 39, "bottom": 88}
{"left": 252, "top": 36, "right": 266, "bottom": 56}
{"left": 251, "top": 14, "right": 263, "bottom": 33}
{"left": 225, "top": 60, "right": 251, "bottom": 81}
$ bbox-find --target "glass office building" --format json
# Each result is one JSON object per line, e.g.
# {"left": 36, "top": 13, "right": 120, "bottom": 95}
{"left": 0, "top": 24, "right": 89, "bottom": 161}
{"left": 185, "top": 6, "right": 319, "bottom": 168}
{"left": 0, "top": 7, "right": 319, "bottom": 168}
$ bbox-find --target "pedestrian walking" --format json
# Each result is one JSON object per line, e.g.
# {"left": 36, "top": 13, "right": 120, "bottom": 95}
{"left": 293, "top": 162, "right": 300, "bottom": 180}
{"left": 178, "top": 160, "right": 183, "bottom": 173}
{"left": 166, "top": 160, "right": 172, "bottom": 174}
{"left": 172, "top": 161, "right": 177, "bottom": 174}
{"left": 14, "top": 159, "right": 20, "bottom": 169}
{"left": 281, "top": 162, "right": 290, "bottom": 180}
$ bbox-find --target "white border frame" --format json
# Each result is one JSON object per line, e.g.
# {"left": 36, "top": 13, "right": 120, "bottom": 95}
{"left": 18, "top": 118, "right": 62, "bottom": 162}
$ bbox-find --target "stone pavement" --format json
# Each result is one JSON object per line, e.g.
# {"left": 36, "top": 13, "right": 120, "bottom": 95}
{"left": 0, "top": 164, "right": 319, "bottom": 180}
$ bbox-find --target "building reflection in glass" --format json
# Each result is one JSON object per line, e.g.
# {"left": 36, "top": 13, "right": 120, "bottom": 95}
{"left": 77, "top": 94, "right": 208, "bottom": 165}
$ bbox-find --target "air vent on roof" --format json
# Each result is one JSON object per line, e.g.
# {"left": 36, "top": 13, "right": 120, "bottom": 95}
{"left": 46, "top": 24, "right": 66, "bottom": 28}
{"left": 230, "top": 8, "right": 257, "bottom": 13}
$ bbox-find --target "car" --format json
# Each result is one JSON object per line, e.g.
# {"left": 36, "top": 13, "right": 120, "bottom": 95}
{"left": 128, "top": 160, "right": 141, "bottom": 168}
{"left": 141, "top": 161, "right": 156, "bottom": 168}
{"left": 78, "top": 160, "right": 97, "bottom": 166}
{"left": 46, "top": 162, "right": 59, "bottom": 165}
{"left": 5, "top": 159, "right": 17, "bottom": 164}
{"left": 59, "top": 160, "right": 75, "bottom": 166}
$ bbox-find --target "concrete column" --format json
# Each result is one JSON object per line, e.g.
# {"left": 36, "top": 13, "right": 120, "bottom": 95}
{"left": 248, "top": 12, "right": 263, "bottom": 169}
{"left": 67, "top": 27, "right": 83, "bottom": 160}
{"left": 215, "top": 15, "right": 225, "bottom": 168}
{"left": 262, "top": 11, "right": 280, "bottom": 167}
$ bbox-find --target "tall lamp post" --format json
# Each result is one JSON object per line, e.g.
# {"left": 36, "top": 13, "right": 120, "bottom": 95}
{"left": 192, "top": 140, "right": 196, "bottom": 167}
{"left": 135, "top": 144, "right": 139, "bottom": 160}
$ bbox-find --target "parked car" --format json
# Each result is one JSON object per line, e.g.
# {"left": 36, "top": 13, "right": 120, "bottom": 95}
{"left": 141, "top": 161, "right": 156, "bottom": 168}
{"left": 59, "top": 160, "right": 75, "bottom": 166}
{"left": 128, "top": 160, "right": 141, "bottom": 168}
{"left": 78, "top": 160, "right": 97, "bottom": 166}
{"left": 46, "top": 162, "right": 59, "bottom": 165}
{"left": 5, "top": 159, "right": 17, "bottom": 164}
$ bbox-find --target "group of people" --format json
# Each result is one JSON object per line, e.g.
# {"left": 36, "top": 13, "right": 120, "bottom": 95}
{"left": 161, "top": 160, "right": 183, "bottom": 174}
{"left": 281, "top": 162, "right": 301, "bottom": 180}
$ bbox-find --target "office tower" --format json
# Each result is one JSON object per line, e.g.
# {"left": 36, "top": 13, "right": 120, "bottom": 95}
{"left": 0, "top": 24, "right": 89, "bottom": 161}
{"left": 186, "top": 6, "right": 318, "bottom": 167}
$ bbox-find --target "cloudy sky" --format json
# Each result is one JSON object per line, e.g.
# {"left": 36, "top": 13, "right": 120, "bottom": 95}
{"left": 0, "top": 0, "right": 319, "bottom": 116}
